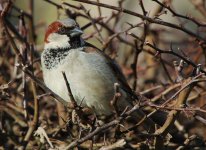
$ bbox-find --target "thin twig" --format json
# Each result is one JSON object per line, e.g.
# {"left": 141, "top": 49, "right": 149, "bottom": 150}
{"left": 73, "top": 0, "right": 206, "bottom": 43}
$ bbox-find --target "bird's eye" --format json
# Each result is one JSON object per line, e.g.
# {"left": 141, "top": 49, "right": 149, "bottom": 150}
{"left": 59, "top": 27, "right": 66, "bottom": 33}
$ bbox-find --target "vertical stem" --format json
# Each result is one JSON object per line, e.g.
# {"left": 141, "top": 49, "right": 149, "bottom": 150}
{"left": 28, "top": 0, "right": 35, "bottom": 42}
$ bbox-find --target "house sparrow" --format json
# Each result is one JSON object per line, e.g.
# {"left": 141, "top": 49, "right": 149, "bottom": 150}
{"left": 41, "top": 18, "right": 155, "bottom": 128}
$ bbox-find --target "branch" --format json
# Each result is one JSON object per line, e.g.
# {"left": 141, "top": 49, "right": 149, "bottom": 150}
{"left": 154, "top": 78, "right": 195, "bottom": 149}
{"left": 128, "top": 32, "right": 206, "bottom": 74}
{"left": 73, "top": 0, "right": 206, "bottom": 43}
{"left": 152, "top": 0, "right": 206, "bottom": 27}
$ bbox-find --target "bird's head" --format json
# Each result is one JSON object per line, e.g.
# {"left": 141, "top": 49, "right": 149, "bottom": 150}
{"left": 44, "top": 18, "right": 84, "bottom": 49}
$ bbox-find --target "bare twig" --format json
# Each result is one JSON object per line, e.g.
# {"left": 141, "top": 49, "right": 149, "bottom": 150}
{"left": 154, "top": 78, "right": 194, "bottom": 149}
{"left": 153, "top": 0, "right": 206, "bottom": 27}
{"left": 23, "top": 82, "right": 39, "bottom": 148}
{"left": 73, "top": 0, "right": 206, "bottom": 43}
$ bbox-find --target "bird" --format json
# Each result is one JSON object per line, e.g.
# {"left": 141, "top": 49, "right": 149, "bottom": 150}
{"left": 41, "top": 18, "right": 155, "bottom": 129}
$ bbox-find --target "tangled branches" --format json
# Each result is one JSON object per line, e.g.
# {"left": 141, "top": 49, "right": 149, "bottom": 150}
{"left": 1, "top": 0, "right": 206, "bottom": 149}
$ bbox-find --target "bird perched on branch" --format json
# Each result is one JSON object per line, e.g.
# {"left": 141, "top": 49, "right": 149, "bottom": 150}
{"left": 41, "top": 18, "right": 155, "bottom": 129}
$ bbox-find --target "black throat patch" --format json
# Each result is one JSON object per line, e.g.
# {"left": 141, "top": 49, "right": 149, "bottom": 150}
{"left": 42, "top": 37, "right": 84, "bottom": 69}
{"left": 42, "top": 47, "right": 70, "bottom": 70}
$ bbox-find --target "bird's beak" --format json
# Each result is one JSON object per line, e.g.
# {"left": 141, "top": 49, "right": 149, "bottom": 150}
{"left": 70, "top": 28, "right": 83, "bottom": 38}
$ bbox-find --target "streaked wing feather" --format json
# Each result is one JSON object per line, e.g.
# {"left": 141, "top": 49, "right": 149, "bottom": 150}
{"left": 84, "top": 42, "right": 137, "bottom": 101}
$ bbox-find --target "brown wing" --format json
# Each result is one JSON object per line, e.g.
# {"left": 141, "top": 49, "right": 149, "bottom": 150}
{"left": 83, "top": 43, "right": 157, "bottom": 130}
{"left": 84, "top": 42, "right": 138, "bottom": 101}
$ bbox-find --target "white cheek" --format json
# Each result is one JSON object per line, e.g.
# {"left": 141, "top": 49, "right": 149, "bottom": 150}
{"left": 44, "top": 33, "right": 71, "bottom": 49}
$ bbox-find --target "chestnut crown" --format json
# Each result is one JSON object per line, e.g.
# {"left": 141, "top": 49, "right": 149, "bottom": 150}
{"left": 44, "top": 18, "right": 83, "bottom": 43}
